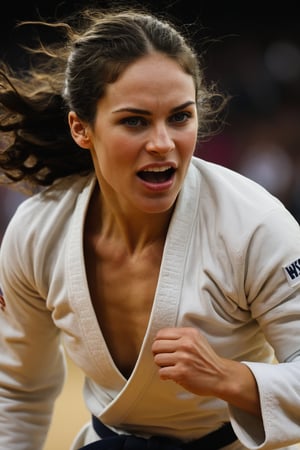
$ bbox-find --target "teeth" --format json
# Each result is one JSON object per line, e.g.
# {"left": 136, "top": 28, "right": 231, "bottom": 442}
{"left": 142, "top": 166, "right": 172, "bottom": 172}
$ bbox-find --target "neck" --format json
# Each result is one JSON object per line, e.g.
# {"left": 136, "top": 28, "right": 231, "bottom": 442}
{"left": 86, "top": 184, "right": 174, "bottom": 254}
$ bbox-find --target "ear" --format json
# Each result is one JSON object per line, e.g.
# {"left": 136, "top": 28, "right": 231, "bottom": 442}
{"left": 68, "top": 111, "right": 91, "bottom": 149}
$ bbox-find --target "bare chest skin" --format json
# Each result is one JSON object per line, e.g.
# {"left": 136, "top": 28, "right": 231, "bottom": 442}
{"left": 84, "top": 228, "right": 164, "bottom": 379}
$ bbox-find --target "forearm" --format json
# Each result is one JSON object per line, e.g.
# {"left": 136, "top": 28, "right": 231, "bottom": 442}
{"left": 0, "top": 393, "right": 53, "bottom": 450}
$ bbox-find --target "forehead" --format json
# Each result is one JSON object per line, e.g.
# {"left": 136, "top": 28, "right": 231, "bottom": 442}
{"left": 102, "top": 53, "right": 196, "bottom": 108}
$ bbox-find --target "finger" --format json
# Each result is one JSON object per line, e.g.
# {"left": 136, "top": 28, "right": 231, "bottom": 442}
{"left": 152, "top": 339, "right": 178, "bottom": 355}
{"left": 153, "top": 352, "right": 176, "bottom": 367}
{"left": 154, "top": 327, "right": 183, "bottom": 340}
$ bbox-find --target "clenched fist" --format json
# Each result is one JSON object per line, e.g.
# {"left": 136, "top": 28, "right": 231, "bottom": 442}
{"left": 152, "top": 327, "right": 261, "bottom": 417}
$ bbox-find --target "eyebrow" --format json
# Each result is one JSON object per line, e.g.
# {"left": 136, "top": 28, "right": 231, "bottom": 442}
{"left": 112, "top": 101, "right": 196, "bottom": 115}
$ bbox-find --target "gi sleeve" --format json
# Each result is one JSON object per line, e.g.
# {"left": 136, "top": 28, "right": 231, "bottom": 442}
{"left": 229, "top": 206, "right": 300, "bottom": 450}
{"left": 0, "top": 208, "right": 66, "bottom": 450}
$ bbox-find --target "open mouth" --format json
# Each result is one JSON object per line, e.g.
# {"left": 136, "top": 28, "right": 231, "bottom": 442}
{"left": 137, "top": 166, "right": 175, "bottom": 184}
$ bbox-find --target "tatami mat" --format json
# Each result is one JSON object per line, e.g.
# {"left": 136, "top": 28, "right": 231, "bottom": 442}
{"left": 44, "top": 356, "right": 89, "bottom": 450}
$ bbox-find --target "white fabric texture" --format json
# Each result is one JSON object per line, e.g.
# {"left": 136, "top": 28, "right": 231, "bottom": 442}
{"left": 0, "top": 157, "right": 300, "bottom": 450}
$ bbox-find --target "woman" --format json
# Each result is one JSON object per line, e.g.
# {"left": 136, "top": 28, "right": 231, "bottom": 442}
{"left": 0, "top": 6, "right": 300, "bottom": 450}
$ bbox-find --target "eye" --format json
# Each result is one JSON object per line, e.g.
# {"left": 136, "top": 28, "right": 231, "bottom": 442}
{"left": 120, "top": 116, "right": 148, "bottom": 128}
{"left": 169, "top": 111, "right": 192, "bottom": 124}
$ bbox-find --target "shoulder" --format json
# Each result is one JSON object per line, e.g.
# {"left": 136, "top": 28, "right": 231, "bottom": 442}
{"left": 188, "top": 157, "right": 300, "bottom": 299}
{"left": 0, "top": 174, "right": 95, "bottom": 265}
{"left": 189, "top": 156, "right": 288, "bottom": 215}
{"left": 11, "top": 173, "right": 94, "bottom": 225}
{"left": 188, "top": 156, "right": 300, "bottom": 248}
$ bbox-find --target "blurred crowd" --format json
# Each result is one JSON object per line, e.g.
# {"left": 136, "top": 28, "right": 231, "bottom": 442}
{"left": 1, "top": 19, "right": 300, "bottom": 242}
{"left": 197, "top": 33, "right": 300, "bottom": 223}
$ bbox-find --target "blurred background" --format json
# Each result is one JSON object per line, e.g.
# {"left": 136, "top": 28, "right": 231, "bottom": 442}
{"left": 0, "top": 0, "right": 299, "bottom": 448}
{"left": 1, "top": 0, "right": 300, "bottom": 237}
{"left": 1, "top": 0, "right": 300, "bottom": 234}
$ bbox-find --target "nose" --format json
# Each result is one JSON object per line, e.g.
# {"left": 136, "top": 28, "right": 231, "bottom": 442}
{"left": 145, "top": 124, "right": 175, "bottom": 155}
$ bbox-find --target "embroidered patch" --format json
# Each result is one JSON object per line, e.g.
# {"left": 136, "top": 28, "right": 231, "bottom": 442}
{"left": 283, "top": 258, "right": 300, "bottom": 286}
{"left": 0, "top": 287, "right": 6, "bottom": 312}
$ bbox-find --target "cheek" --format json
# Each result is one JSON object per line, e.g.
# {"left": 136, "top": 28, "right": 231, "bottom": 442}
{"left": 109, "top": 135, "right": 139, "bottom": 164}
{"left": 179, "top": 130, "right": 198, "bottom": 157}
{"left": 92, "top": 136, "right": 135, "bottom": 179}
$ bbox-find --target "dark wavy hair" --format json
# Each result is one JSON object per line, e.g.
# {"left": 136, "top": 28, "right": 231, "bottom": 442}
{"left": 0, "top": 6, "right": 227, "bottom": 187}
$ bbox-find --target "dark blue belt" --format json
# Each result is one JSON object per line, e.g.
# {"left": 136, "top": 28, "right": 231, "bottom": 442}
{"left": 78, "top": 415, "right": 237, "bottom": 449}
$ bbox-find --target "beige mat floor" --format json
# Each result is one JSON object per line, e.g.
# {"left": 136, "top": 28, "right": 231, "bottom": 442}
{"left": 44, "top": 356, "right": 89, "bottom": 450}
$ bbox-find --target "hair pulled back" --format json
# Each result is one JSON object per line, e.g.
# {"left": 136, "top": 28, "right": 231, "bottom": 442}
{"left": 0, "top": 7, "right": 225, "bottom": 187}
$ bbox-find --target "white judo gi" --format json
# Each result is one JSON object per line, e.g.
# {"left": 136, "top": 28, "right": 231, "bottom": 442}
{"left": 0, "top": 156, "right": 300, "bottom": 450}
